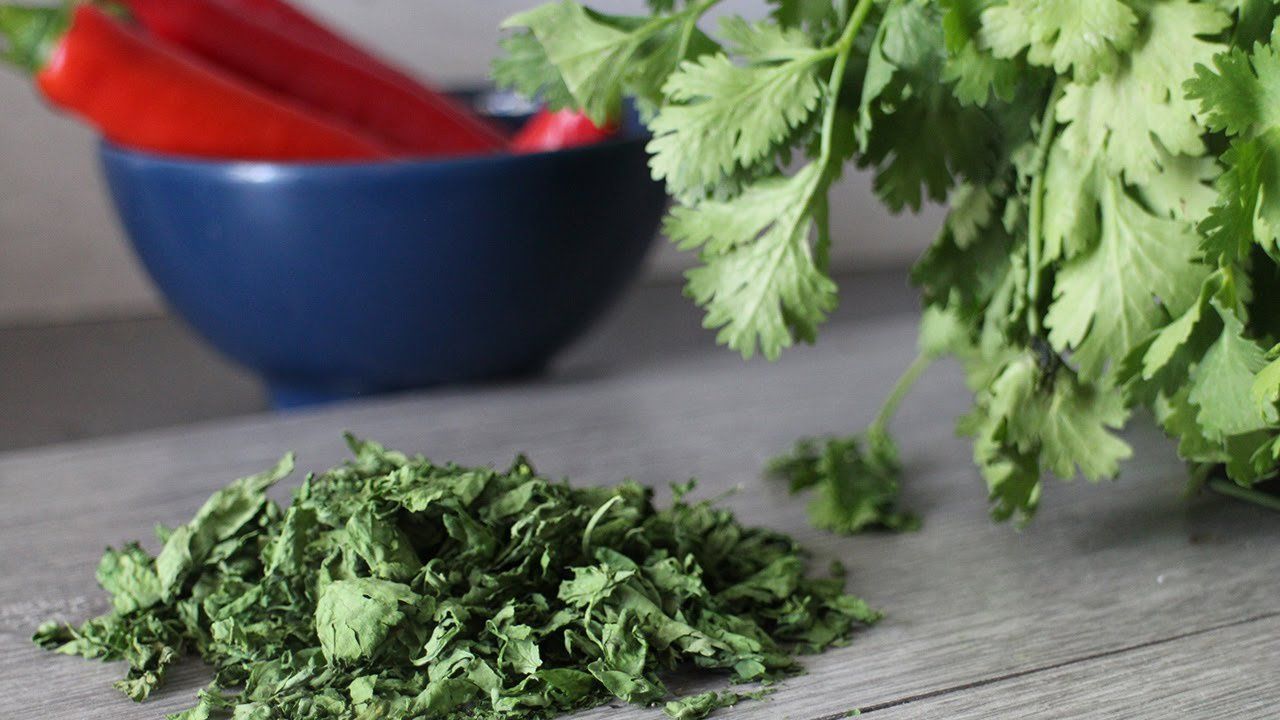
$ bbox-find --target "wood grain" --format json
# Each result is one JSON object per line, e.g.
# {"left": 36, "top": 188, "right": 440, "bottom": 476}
{"left": 866, "top": 614, "right": 1280, "bottom": 719}
{"left": 1, "top": 317, "right": 1275, "bottom": 719}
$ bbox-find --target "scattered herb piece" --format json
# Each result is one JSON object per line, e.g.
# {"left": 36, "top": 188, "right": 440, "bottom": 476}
{"left": 35, "top": 435, "right": 877, "bottom": 719}
{"left": 767, "top": 353, "right": 930, "bottom": 534}
{"left": 663, "top": 688, "right": 772, "bottom": 719}
{"left": 768, "top": 430, "right": 919, "bottom": 534}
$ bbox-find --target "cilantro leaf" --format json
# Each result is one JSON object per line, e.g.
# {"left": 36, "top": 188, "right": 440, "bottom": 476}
{"left": 502, "top": 2, "right": 637, "bottom": 123}
{"left": 315, "top": 578, "right": 420, "bottom": 663}
{"left": 503, "top": 1, "right": 716, "bottom": 124}
{"left": 1056, "top": 2, "right": 1228, "bottom": 183}
{"left": 492, "top": 30, "right": 576, "bottom": 109}
{"left": 155, "top": 453, "right": 294, "bottom": 599}
{"left": 1230, "top": 0, "right": 1280, "bottom": 48}
{"left": 670, "top": 165, "right": 836, "bottom": 359}
{"left": 1017, "top": 373, "right": 1133, "bottom": 482}
{"left": 1198, "top": 135, "right": 1280, "bottom": 263}
{"left": 648, "top": 21, "right": 826, "bottom": 197}
{"left": 1045, "top": 178, "right": 1209, "bottom": 381}
{"left": 1040, "top": 143, "right": 1101, "bottom": 262}
{"left": 859, "top": 0, "right": 1003, "bottom": 211}
{"left": 769, "top": 0, "right": 839, "bottom": 33}
{"left": 1188, "top": 300, "right": 1278, "bottom": 439}
{"left": 664, "top": 690, "right": 764, "bottom": 719}
{"left": 1137, "top": 149, "right": 1220, "bottom": 225}
{"left": 980, "top": 0, "right": 1138, "bottom": 80}
{"left": 941, "top": 0, "right": 1021, "bottom": 107}
{"left": 96, "top": 544, "right": 162, "bottom": 614}
{"left": 913, "top": 188, "right": 1019, "bottom": 326}
{"left": 1121, "top": 279, "right": 1214, "bottom": 390}
{"left": 962, "top": 354, "right": 1131, "bottom": 521}
{"left": 964, "top": 395, "right": 1044, "bottom": 523}
{"left": 1155, "top": 386, "right": 1232, "bottom": 466}
{"left": 1189, "top": 43, "right": 1280, "bottom": 261}
{"left": 1252, "top": 344, "right": 1280, "bottom": 417}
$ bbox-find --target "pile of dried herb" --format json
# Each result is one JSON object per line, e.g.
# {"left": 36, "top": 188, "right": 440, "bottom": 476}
{"left": 35, "top": 435, "right": 877, "bottom": 719}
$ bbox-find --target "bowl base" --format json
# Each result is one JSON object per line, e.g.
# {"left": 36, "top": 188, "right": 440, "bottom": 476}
{"left": 268, "top": 380, "right": 375, "bottom": 410}
{"left": 265, "top": 359, "right": 554, "bottom": 410}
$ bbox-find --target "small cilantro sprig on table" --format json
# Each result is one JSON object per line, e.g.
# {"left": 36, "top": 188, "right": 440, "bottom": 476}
{"left": 498, "top": 0, "right": 1280, "bottom": 524}
{"left": 769, "top": 354, "right": 929, "bottom": 533}
{"left": 34, "top": 436, "right": 877, "bottom": 719}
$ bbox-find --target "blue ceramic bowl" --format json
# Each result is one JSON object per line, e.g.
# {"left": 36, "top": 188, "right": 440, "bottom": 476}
{"left": 99, "top": 101, "right": 666, "bottom": 408}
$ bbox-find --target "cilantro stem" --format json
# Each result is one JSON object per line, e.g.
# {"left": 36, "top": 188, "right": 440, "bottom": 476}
{"left": 757, "top": 0, "right": 871, "bottom": 302}
{"left": 675, "top": 12, "right": 699, "bottom": 58}
{"left": 1026, "top": 79, "right": 1066, "bottom": 339}
{"left": 634, "top": 0, "right": 722, "bottom": 63}
{"left": 677, "top": 0, "right": 724, "bottom": 28}
{"left": 818, "top": 0, "right": 875, "bottom": 164}
{"left": 1209, "top": 478, "right": 1280, "bottom": 513}
{"left": 871, "top": 352, "right": 933, "bottom": 433}
{"left": 582, "top": 494, "right": 625, "bottom": 556}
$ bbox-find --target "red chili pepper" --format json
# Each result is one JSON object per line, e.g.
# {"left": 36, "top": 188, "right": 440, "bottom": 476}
{"left": 511, "top": 109, "right": 618, "bottom": 154}
{"left": 217, "top": 0, "right": 451, "bottom": 113}
{"left": 0, "top": 5, "right": 390, "bottom": 161}
{"left": 119, "top": 0, "right": 507, "bottom": 157}
{"left": 220, "top": 0, "right": 411, "bottom": 76}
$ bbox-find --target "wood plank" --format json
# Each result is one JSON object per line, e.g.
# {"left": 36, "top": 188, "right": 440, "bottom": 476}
{"left": 864, "top": 613, "right": 1280, "bottom": 719}
{"left": 0, "top": 316, "right": 263, "bottom": 451}
{"left": 1, "top": 317, "right": 1276, "bottom": 719}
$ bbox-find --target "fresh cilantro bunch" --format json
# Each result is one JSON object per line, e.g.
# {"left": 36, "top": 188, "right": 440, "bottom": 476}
{"left": 35, "top": 436, "right": 876, "bottom": 719}
{"left": 497, "top": 0, "right": 1280, "bottom": 524}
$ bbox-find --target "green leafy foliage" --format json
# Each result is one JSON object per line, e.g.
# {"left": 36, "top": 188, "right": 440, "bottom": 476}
{"left": 940, "top": 0, "right": 1022, "bottom": 106}
{"left": 768, "top": 430, "right": 920, "bottom": 534}
{"left": 858, "top": 0, "right": 1004, "bottom": 211}
{"left": 958, "top": 353, "right": 1132, "bottom": 522}
{"left": 1054, "top": 2, "right": 1228, "bottom": 183}
{"left": 769, "top": 0, "right": 840, "bottom": 34}
{"left": 649, "top": 19, "right": 826, "bottom": 198}
{"left": 1045, "top": 180, "right": 1209, "bottom": 381}
{"left": 492, "top": 31, "right": 576, "bottom": 110}
{"left": 35, "top": 437, "right": 878, "bottom": 719}
{"left": 669, "top": 164, "right": 836, "bottom": 359}
{"left": 980, "top": 0, "right": 1139, "bottom": 79}
{"left": 1188, "top": 42, "right": 1280, "bottom": 261}
{"left": 501, "top": 1, "right": 718, "bottom": 122}
{"left": 1188, "top": 300, "right": 1278, "bottom": 438}
{"left": 496, "top": 0, "right": 1280, "bottom": 523}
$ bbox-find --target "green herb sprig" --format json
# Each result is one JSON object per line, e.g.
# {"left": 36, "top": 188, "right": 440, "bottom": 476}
{"left": 497, "top": 0, "right": 1280, "bottom": 524}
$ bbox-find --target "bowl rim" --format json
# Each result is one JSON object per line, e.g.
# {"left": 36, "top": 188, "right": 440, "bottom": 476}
{"left": 99, "top": 98, "right": 653, "bottom": 173}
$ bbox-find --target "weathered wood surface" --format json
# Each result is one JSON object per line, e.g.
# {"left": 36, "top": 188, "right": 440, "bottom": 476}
{"left": 1, "top": 316, "right": 1276, "bottom": 718}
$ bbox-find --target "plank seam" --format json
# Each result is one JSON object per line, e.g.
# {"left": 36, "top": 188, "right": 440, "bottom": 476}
{"left": 810, "top": 610, "right": 1280, "bottom": 719}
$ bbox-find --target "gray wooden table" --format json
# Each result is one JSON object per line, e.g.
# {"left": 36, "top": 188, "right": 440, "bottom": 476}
{"left": 2, "top": 314, "right": 1277, "bottom": 718}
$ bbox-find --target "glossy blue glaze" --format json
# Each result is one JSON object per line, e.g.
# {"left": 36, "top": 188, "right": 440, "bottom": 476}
{"left": 99, "top": 113, "right": 666, "bottom": 408}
